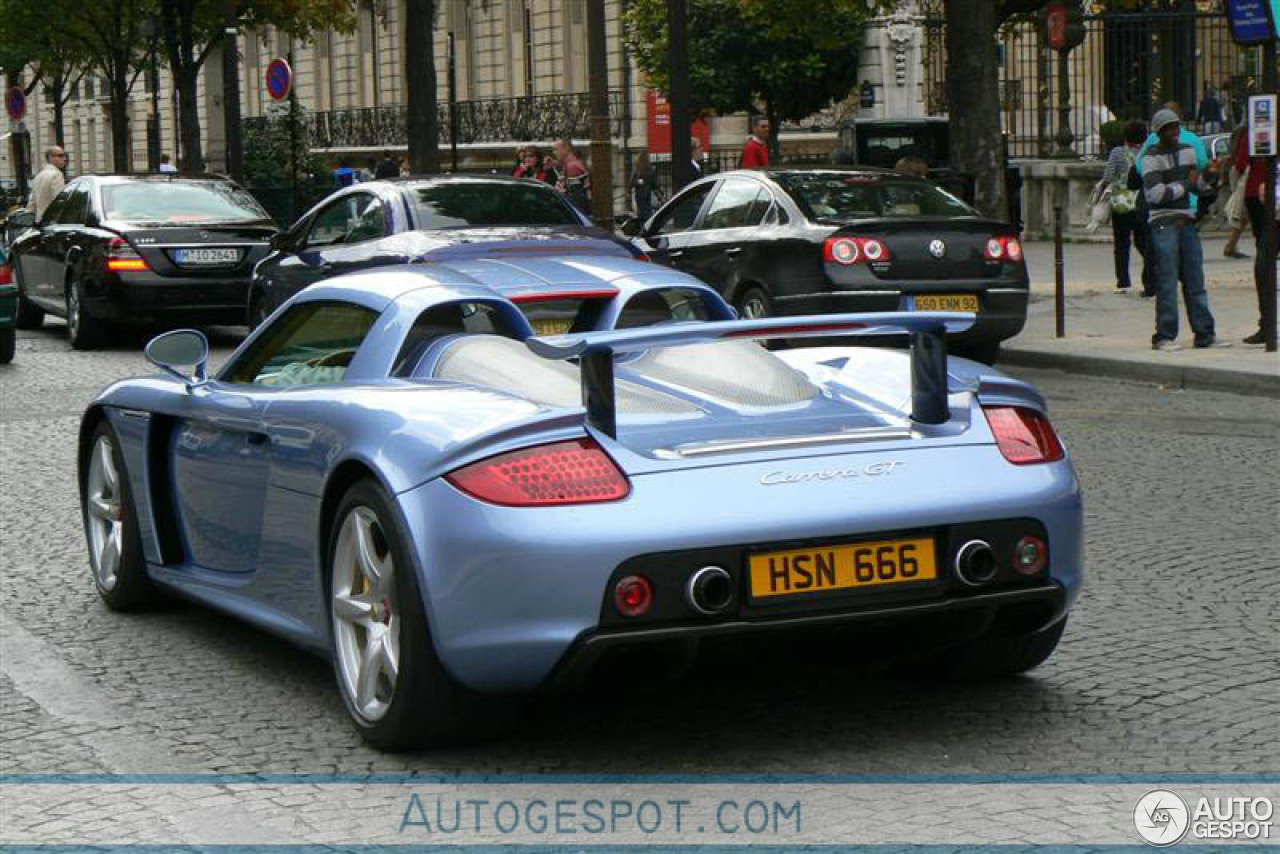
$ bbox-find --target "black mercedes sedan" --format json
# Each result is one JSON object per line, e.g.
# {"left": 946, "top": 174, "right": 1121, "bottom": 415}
{"left": 620, "top": 168, "right": 1028, "bottom": 363}
{"left": 250, "top": 175, "right": 642, "bottom": 328}
{"left": 10, "top": 175, "right": 276, "bottom": 349}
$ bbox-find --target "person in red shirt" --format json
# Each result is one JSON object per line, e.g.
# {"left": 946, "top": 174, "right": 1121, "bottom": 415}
{"left": 1234, "top": 128, "right": 1272, "bottom": 344}
{"left": 741, "top": 117, "right": 771, "bottom": 168}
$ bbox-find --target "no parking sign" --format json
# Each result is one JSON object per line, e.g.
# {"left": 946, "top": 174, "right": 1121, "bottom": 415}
{"left": 5, "top": 86, "right": 26, "bottom": 122}
{"left": 265, "top": 58, "right": 293, "bottom": 101}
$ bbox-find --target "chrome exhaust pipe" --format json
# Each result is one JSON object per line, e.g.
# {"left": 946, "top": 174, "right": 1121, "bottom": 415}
{"left": 686, "top": 566, "right": 734, "bottom": 615}
{"left": 954, "top": 540, "right": 997, "bottom": 587}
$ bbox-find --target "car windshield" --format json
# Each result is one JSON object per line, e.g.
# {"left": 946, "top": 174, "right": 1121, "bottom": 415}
{"left": 102, "top": 181, "right": 270, "bottom": 225}
{"left": 409, "top": 182, "right": 581, "bottom": 228}
{"left": 778, "top": 174, "right": 975, "bottom": 220}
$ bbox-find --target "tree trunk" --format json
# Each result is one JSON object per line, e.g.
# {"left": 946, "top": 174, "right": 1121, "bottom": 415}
{"left": 161, "top": 0, "right": 207, "bottom": 172}
{"left": 52, "top": 82, "right": 66, "bottom": 146}
{"left": 109, "top": 53, "right": 132, "bottom": 172}
{"left": 177, "top": 67, "right": 204, "bottom": 171}
{"left": 406, "top": 0, "right": 440, "bottom": 174}
{"left": 944, "top": 0, "right": 1005, "bottom": 221}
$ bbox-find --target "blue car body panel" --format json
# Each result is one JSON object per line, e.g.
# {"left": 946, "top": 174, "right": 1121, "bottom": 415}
{"left": 83, "top": 260, "right": 1084, "bottom": 694}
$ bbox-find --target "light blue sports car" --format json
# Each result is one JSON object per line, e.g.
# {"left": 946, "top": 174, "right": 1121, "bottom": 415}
{"left": 79, "top": 256, "right": 1083, "bottom": 750}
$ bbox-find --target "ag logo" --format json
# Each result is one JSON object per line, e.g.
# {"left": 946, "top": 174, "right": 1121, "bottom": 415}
{"left": 1134, "top": 789, "right": 1190, "bottom": 846}
{"left": 928, "top": 239, "right": 946, "bottom": 258}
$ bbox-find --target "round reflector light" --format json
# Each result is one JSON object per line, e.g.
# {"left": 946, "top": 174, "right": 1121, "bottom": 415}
{"left": 862, "top": 239, "right": 885, "bottom": 261}
{"left": 985, "top": 238, "right": 1004, "bottom": 259}
{"left": 614, "top": 575, "right": 654, "bottom": 617}
{"left": 829, "top": 238, "right": 858, "bottom": 264}
{"left": 1013, "top": 536, "right": 1047, "bottom": 575}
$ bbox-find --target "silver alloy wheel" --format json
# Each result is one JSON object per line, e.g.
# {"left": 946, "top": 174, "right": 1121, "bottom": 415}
{"left": 86, "top": 435, "right": 125, "bottom": 591}
{"left": 66, "top": 285, "right": 80, "bottom": 341}
{"left": 738, "top": 291, "right": 769, "bottom": 319}
{"left": 331, "top": 506, "right": 401, "bottom": 723}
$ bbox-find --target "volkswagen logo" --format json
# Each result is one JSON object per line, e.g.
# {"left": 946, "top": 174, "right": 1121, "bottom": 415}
{"left": 928, "top": 239, "right": 947, "bottom": 258}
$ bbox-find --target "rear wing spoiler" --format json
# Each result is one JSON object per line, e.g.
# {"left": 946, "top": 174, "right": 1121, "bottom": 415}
{"left": 525, "top": 312, "right": 975, "bottom": 437}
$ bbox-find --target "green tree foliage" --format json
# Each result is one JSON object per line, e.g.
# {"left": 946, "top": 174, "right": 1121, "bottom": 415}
{"left": 243, "top": 100, "right": 326, "bottom": 187}
{"left": 623, "top": 0, "right": 870, "bottom": 128}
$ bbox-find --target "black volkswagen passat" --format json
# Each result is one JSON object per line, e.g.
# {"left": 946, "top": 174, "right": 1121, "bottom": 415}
{"left": 249, "top": 175, "right": 642, "bottom": 328}
{"left": 10, "top": 175, "right": 276, "bottom": 349}
{"left": 621, "top": 168, "right": 1028, "bottom": 363}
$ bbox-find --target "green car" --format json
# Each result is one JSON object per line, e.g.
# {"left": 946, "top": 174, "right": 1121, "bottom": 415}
{"left": 0, "top": 245, "right": 15, "bottom": 363}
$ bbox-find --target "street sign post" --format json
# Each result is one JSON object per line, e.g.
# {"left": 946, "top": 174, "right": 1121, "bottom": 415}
{"left": 5, "top": 87, "right": 26, "bottom": 122}
{"left": 1248, "top": 95, "right": 1277, "bottom": 157}
{"left": 265, "top": 58, "right": 293, "bottom": 102}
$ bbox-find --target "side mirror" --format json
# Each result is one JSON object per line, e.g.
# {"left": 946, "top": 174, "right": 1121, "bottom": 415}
{"left": 6, "top": 210, "right": 34, "bottom": 230}
{"left": 146, "top": 329, "right": 210, "bottom": 386}
{"left": 269, "top": 232, "right": 292, "bottom": 252}
{"left": 615, "top": 215, "right": 642, "bottom": 237}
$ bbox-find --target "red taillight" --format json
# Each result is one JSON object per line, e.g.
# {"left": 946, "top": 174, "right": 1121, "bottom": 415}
{"left": 983, "top": 236, "right": 1023, "bottom": 263}
{"left": 983, "top": 406, "right": 1065, "bottom": 465}
{"left": 106, "top": 237, "right": 150, "bottom": 273}
{"left": 823, "top": 236, "right": 892, "bottom": 265}
{"left": 0, "top": 264, "right": 11, "bottom": 285}
{"left": 445, "top": 437, "right": 630, "bottom": 506}
{"left": 613, "top": 575, "right": 653, "bottom": 617}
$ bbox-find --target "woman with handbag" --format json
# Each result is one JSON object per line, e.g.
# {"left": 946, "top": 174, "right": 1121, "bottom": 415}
{"left": 1104, "top": 121, "right": 1146, "bottom": 292}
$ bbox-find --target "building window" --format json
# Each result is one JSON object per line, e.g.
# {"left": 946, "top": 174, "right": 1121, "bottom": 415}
{"left": 523, "top": 0, "right": 534, "bottom": 94}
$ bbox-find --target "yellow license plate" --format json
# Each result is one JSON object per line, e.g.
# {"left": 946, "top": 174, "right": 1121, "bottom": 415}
{"left": 749, "top": 537, "right": 937, "bottom": 599}
{"left": 915, "top": 294, "right": 978, "bottom": 312}
{"left": 530, "top": 317, "right": 574, "bottom": 335}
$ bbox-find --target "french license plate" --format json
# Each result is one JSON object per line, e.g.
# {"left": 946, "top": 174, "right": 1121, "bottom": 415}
{"left": 914, "top": 294, "right": 978, "bottom": 312}
{"left": 172, "top": 247, "right": 240, "bottom": 266}
{"left": 749, "top": 536, "right": 937, "bottom": 599}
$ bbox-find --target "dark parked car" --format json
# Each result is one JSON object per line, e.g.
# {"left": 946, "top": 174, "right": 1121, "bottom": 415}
{"left": 9, "top": 175, "right": 277, "bottom": 349}
{"left": 249, "top": 175, "right": 644, "bottom": 328}
{"left": 621, "top": 168, "right": 1029, "bottom": 363}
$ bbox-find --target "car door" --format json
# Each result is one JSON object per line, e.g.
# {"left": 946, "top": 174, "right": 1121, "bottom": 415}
{"left": 637, "top": 182, "right": 715, "bottom": 270}
{"left": 266, "top": 194, "right": 369, "bottom": 307}
{"left": 170, "top": 300, "right": 379, "bottom": 574}
{"left": 679, "top": 177, "right": 774, "bottom": 296}
{"left": 43, "top": 181, "right": 92, "bottom": 306}
{"left": 14, "top": 186, "right": 72, "bottom": 310}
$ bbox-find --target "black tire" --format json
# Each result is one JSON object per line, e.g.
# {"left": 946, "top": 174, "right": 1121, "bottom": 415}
{"left": 81, "top": 419, "right": 161, "bottom": 611}
{"left": 932, "top": 616, "right": 1067, "bottom": 680}
{"left": 954, "top": 340, "right": 1001, "bottom": 365}
{"left": 66, "top": 280, "right": 105, "bottom": 350}
{"left": 328, "top": 479, "right": 516, "bottom": 750}
{"left": 733, "top": 284, "right": 772, "bottom": 320}
{"left": 0, "top": 328, "right": 13, "bottom": 364}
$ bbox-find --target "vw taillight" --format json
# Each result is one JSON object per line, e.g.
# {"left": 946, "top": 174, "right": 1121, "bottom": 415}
{"left": 983, "top": 406, "right": 1065, "bottom": 465}
{"left": 983, "top": 236, "right": 1023, "bottom": 263}
{"left": 824, "top": 236, "right": 891, "bottom": 265}
{"left": 106, "top": 237, "right": 149, "bottom": 273}
{"left": 445, "top": 437, "right": 631, "bottom": 506}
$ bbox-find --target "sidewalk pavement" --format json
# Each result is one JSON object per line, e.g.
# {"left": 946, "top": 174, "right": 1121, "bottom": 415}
{"left": 1004, "top": 234, "right": 1279, "bottom": 398}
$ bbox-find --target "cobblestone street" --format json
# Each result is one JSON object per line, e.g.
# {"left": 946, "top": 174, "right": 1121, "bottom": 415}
{"left": 1, "top": 322, "right": 1277, "bottom": 783}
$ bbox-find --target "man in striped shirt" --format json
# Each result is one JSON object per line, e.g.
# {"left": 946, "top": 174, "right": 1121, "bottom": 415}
{"left": 1140, "top": 108, "right": 1228, "bottom": 351}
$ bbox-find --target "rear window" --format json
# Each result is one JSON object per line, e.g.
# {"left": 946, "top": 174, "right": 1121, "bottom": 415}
{"left": 410, "top": 182, "right": 581, "bottom": 228}
{"left": 102, "top": 181, "right": 269, "bottom": 225}
{"left": 779, "top": 174, "right": 974, "bottom": 221}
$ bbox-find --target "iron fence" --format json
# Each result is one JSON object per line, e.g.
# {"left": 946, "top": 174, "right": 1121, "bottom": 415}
{"left": 922, "top": 10, "right": 1265, "bottom": 159}
{"left": 251, "top": 90, "right": 629, "bottom": 152}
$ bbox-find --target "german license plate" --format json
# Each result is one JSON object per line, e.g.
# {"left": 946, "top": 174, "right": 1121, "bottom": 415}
{"left": 749, "top": 536, "right": 937, "bottom": 599}
{"left": 914, "top": 294, "right": 978, "bottom": 312}
{"left": 172, "top": 247, "right": 240, "bottom": 266}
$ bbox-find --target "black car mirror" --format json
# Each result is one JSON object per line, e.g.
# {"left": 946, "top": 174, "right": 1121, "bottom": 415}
{"left": 146, "top": 329, "right": 210, "bottom": 387}
{"left": 6, "top": 210, "right": 34, "bottom": 230}
{"left": 615, "top": 215, "right": 642, "bottom": 237}
{"left": 269, "top": 232, "right": 293, "bottom": 252}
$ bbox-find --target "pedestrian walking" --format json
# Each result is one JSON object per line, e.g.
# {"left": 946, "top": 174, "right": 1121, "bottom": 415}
{"left": 1220, "top": 126, "right": 1250, "bottom": 259}
{"left": 374, "top": 151, "right": 401, "bottom": 179}
{"left": 27, "top": 146, "right": 67, "bottom": 220}
{"left": 1140, "top": 108, "right": 1227, "bottom": 351}
{"left": 1197, "top": 85, "right": 1224, "bottom": 135}
{"left": 630, "top": 152, "right": 656, "bottom": 222}
{"left": 333, "top": 158, "right": 361, "bottom": 188}
{"left": 1102, "top": 121, "right": 1145, "bottom": 292}
{"left": 690, "top": 137, "right": 705, "bottom": 179}
{"left": 158, "top": 153, "right": 178, "bottom": 174}
{"left": 553, "top": 139, "right": 590, "bottom": 213}
{"left": 740, "top": 116, "right": 771, "bottom": 168}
